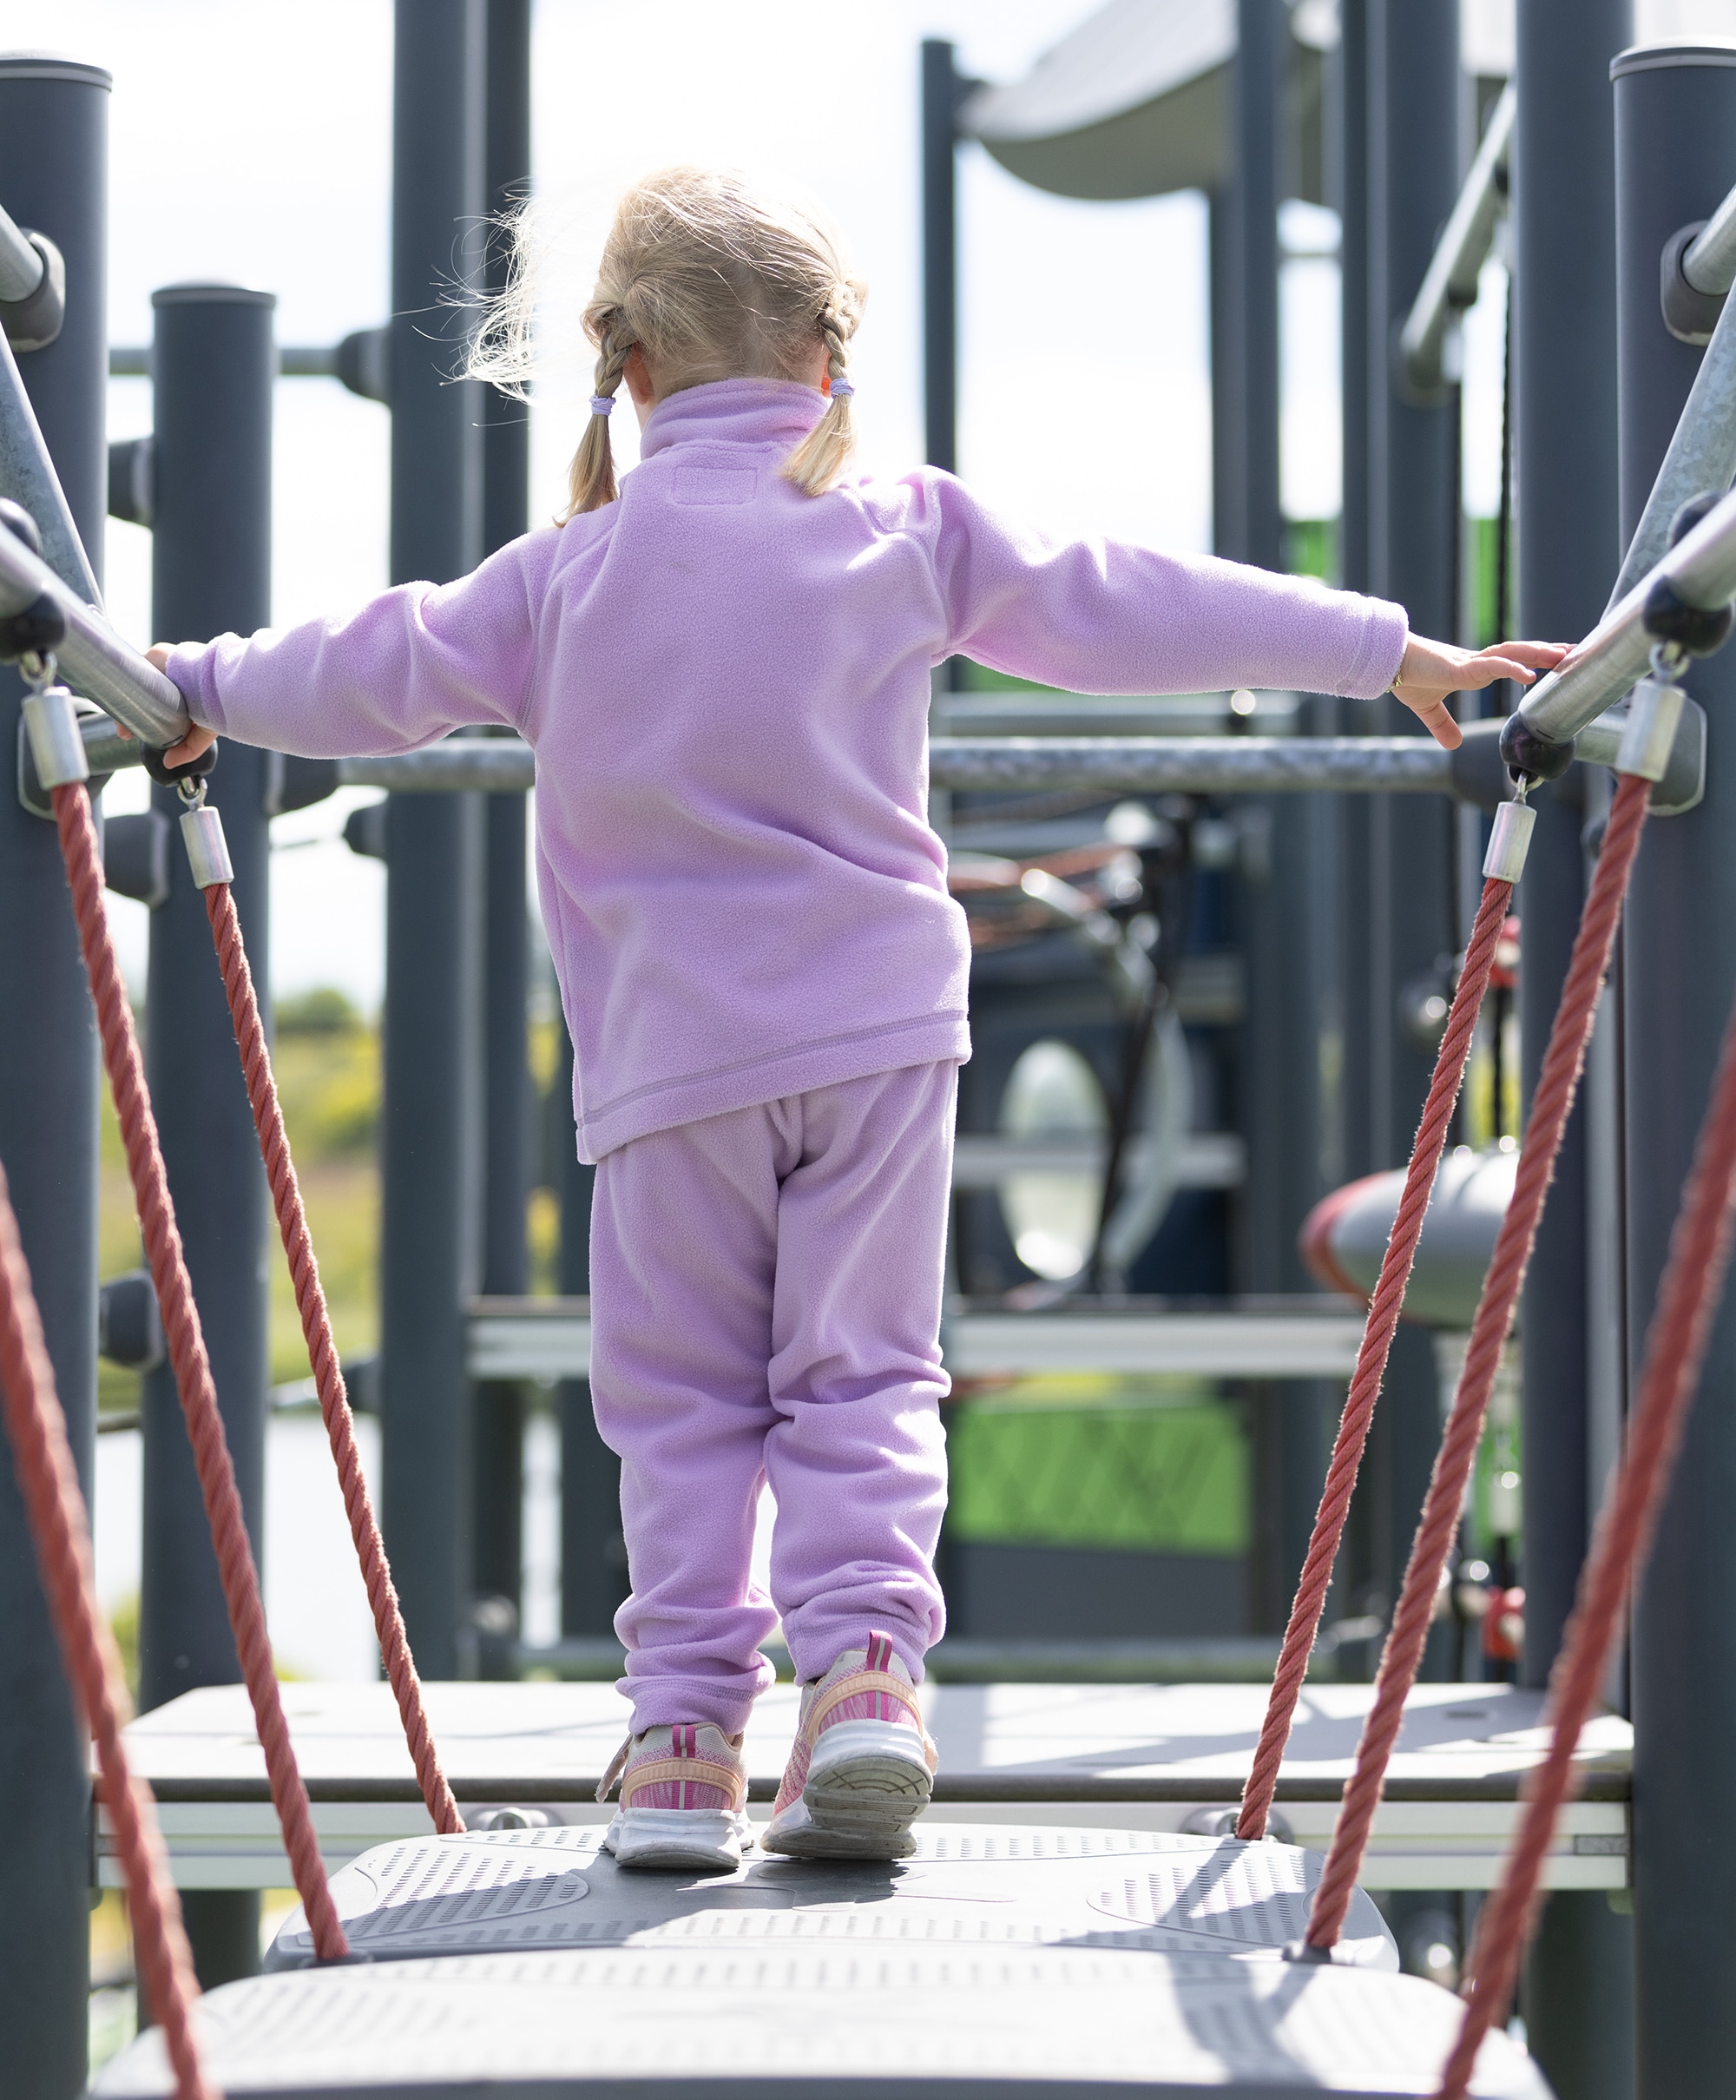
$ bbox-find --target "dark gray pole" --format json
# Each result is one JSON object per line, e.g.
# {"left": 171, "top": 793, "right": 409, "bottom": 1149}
{"left": 555, "top": 1026, "right": 624, "bottom": 1636}
{"left": 0, "top": 55, "right": 106, "bottom": 2100}
{"left": 381, "top": 0, "right": 486, "bottom": 1677}
{"left": 1613, "top": 45, "right": 1736, "bottom": 2100}
{"left": 1362, "top": 0, "right": 1458, "bottom": 1670}
{"left": 1220, "top": 0, "right": 1330, "bottom": 1624}
{"left": 1513, "top": 6, "right": 1636, "bottom": 2090}
{"left": 473, "top": 0, "right": 532, "bottom": 1623}
{"left": 137, "top": 284, "right": 275, "bottom": 1991}
{"left": 921, "top": 40, "right": 958, "bottom": 479}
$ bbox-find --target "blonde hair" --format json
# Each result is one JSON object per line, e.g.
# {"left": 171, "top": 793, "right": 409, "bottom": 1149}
{"left": 470, "top": 167, "right": 866, "bottom": 519}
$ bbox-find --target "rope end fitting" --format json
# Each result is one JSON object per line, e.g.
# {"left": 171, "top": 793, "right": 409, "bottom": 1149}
{"left": 179, "top": 793, "right": 233, "bottom": 889}
{"left": 1482, "top": 797, "right": 1535, "bottom": 884}
{"left": 20, "top": 679, "right": 89, "bottom": 793}
{"left": 1498, "top": 711, "right": 1575, "bottom": 797}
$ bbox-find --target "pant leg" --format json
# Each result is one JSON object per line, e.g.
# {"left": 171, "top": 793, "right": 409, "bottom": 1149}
{"left": 766, "top": 1062, "right": 957, "bottom": 1685}
{"left": 589, "top": 1098, "right": 803, "bottom": 1734}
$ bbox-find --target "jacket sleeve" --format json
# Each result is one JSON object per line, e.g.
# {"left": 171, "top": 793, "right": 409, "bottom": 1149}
{"left": 164, "top": 531, "right": 561, "bottom": 758}
{"left": 906, "top": 471, "right": 1409, "bottom": 701}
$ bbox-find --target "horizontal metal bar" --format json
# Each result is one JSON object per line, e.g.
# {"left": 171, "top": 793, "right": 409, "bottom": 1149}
{"left": 1399, "top": 80, "right": 1515, "bottom": 396}
{"left": 951, "top": 1132, "right": 1245, "bottom": 1189}
{"left": 932, "top": 735, "right": 1452, "bottom": 793}
{"left": 0, "top": 196, "right": 43, "bottom": 306}
{"left": 512, "top": 1636, "right": 1292, "bottom": 1686}
{"left": 464, "top": 1298, "right": 1367, "bottom": 1382}
{"left": 0, "top": 523, "right": 188, "bottom": 742}
{"left": 337, "top": 742, "right": 534, "bottom": 792}
{"left": 110, "top": 344, "right": 343, "bottom": 379}
{"left": 1520, "top": 479, "right": 1736, "bottom": 743}
{"left": 1684, "top": 175, "right": 1736, "bottom": 296}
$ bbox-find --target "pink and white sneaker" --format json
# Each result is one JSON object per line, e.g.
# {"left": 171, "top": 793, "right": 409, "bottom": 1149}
{"left": 761, "top": 1633, "right": 937, "bottom": 1860}
{"left": 597, "top": 1723, "right": 753, "bottom": 1873}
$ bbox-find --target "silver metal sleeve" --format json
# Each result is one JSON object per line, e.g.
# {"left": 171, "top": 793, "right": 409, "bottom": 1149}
{"left": 1614, "top": 678, "right": 1687, "bottom": 781}
{"left": 1483, "top": 800, "right": 1536, "bottom": 883}
{"left": 0, "top": 199, "right": 43, "bottom": 304}
{"left": 22, "top": 687, "right": 89, "bottom": 788}
{"left": 180, "top": 804, "right": 234, "bottom": 889}
{"left": 0, "top": 519, "right": 189, "bottom": 745}
{"left": 1684, "top": 175, "right": 1736, "bottom": 296}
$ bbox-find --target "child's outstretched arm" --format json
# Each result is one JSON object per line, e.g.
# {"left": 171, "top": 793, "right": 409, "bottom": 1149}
{"left": 913, "top": 475, "right": 1566, "bottom": 749}
{"left": 141, "top": 532, "right": 562, "bottom": 772}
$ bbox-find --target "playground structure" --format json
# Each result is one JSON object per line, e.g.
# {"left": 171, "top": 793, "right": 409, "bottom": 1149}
{"left": 3, "top": 4, "right": 1736, "bottom": 2097}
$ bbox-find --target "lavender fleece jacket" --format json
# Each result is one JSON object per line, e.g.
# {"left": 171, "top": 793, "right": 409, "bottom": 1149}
{"left": 168, "top": 379, "right": 1409, "bottom": 1162}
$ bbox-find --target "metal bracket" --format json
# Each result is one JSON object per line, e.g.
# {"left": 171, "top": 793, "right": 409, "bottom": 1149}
{"left": 16, "top": 694, "right": 108, "bottom": 819}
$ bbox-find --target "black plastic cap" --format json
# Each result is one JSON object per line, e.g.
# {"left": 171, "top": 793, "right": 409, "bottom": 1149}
{"left": 1643, "top": 576, "right": 1734, "bottom": 658}
{"left": 143, "top": 737, "right": 219, "bottom": 788}
{"left": 1501, "top": 712, "right": 1576, "bottom": 787}
{"left": 0, "top": 588, "right": 65, "bottom": 663}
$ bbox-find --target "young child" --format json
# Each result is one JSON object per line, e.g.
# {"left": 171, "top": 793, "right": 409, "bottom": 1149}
{"left": 149, "top": 167, "right": 1563, "bottom": 1873}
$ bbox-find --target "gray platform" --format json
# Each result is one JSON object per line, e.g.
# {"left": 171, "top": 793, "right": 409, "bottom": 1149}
{"left": 260, "top": 1823, "right": 1398, "bottom": 1972}
{"left": 103, "top": 1679, "right": 1632, "bottom": 1893}
{"left": 93, "top": 1945, "right": 1549, "bottom": 2097}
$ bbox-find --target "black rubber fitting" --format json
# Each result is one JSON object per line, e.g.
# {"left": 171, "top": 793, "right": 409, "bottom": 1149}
{"left": 142, "top": 738, "right": 219, "bottom": 789}
{"left": 1643, "top": 576, "right": 1733, "bottom": 658}
{"left": 1500, "top": 712, "right": 1576, "bottom": 787}
{"left": 0, "top": 496, "right": 43, "bottom": 557}
{"left": 1661, "top": 222, "right": 1726, "bottom": 346}
{"left": 0, "top": 589, "right": 65, "bottom": 663}
{"left": 1669, "top": 490, "right": 1723, "bottom": 549}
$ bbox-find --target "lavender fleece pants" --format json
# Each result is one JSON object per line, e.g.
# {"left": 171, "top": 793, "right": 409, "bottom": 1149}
{"left": 589, "top": 1062, "right": 957, "bottom": 1736}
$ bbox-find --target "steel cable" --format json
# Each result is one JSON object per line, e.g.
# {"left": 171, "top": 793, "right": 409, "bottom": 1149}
{"left": 51, "top": 780, "right": 348, "bottom": 1962}
{"left": 202, "top": 880, "right": 462, "bottom": 1834}
{"left": 1305, "top": 770, "right": 1651, "bottom": 1949}
{"left": 0, "top": 1155, "right": 216, "bottom": 2100}
{"left": 1237, "top": 872, "right": 1514, "bottom": 1840}
{"left": 1436, "top": 803, "right": 1736, "bottom": 2096}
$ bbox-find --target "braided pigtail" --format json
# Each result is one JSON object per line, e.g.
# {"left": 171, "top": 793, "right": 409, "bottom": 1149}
{"left": 565, "top": 326, "right": 635, "bottom": 517}
{"left": 782, "top": 287, "right": 860, "bottom": 497}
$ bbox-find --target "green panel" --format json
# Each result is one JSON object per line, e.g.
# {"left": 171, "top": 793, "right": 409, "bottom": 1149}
{"left": 946, "top": 1391, "right": 1249, "bottom": 1557}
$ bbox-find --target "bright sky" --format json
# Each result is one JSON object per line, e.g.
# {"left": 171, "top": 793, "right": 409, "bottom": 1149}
{"left": 10, "top": 0, "right": 1733, "bottom": 1004}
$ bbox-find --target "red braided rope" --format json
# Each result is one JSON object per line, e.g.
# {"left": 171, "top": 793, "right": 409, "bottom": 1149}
{"left": 0, "top": 1157, "right": 216, "bottom": 2100}
{"left": 1237, "top": 873, "right": 1513, "bottom": 1840}
{"left": 50, "top": 781, "right": 348, "bottom": 1962}
{"left": 1305, "top": 771, "right": 1651, "bottom": 1949}
{"left": 1437, "top": 801, "right": 1736, "bottom": 2098}
{"left": 202, "top": 882, "right": 462, "bottom": 1835}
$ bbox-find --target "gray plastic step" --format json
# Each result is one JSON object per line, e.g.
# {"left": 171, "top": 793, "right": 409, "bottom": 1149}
{"left": 93, "top": 1945, "right": 1549, "bottom": 2097}
{"left": 260, "top": 1822, "right": 1398, "bottom": 1972}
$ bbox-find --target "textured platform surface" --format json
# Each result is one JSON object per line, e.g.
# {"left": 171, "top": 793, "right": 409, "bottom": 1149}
{"left": 104, "top": 1679, "right": 1632, "bottom": 1894}
{"left": 94, "top": 1946, "right": 1550, "bottom": 2097}
{"left": 261, "top": 1822, "right": 1398, "bottom": 1972}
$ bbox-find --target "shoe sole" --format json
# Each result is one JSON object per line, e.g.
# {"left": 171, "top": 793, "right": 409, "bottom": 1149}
{"left": 602, "top": 1807, "right": 749, "bottom": 1873}
{"left": 762, "top": 1719, "right": 933, "bottom": 1860}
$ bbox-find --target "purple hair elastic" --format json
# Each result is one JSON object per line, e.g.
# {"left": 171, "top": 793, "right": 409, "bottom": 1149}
{"left": 589, "top": 394, "right": 616, "bottom": 416}
{"left": 829, "top": 374, "right": 855, "bottom": 400}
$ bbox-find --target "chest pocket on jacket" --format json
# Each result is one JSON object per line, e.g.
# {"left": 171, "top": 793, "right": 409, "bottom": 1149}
{"left": 672, "top": 465, "right": 757, "bottom": 506}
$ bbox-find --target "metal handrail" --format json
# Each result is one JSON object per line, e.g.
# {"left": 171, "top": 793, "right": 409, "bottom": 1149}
{"left": 1399, "top": 81, "right": 1515, "bottom": 398}
{"left": 1520, "top": 479, "right": 1736, "bottom": 744}
{"left": 0, "top": 196, "right": 43, "bottom": 306}
{"left": 0, "top": 328, "right": 101, "bottom": 607}
{"left": 1683, "top": 176, "right": 1736, "bottom": 297}
{"left": 0, "top": 521, "right": 187, "bottom": 745}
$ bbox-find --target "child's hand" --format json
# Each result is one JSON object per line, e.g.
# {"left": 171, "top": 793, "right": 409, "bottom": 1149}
{"left": 1391, "top": 635, "right": 1571, "bottom": 750}
{"left": 142, "top": 643, "right": 217, "bottom": 770}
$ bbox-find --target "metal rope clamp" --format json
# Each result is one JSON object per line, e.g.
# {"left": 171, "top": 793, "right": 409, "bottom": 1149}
{"left": 177, "top": 776, "right": 233, "bottom": 890}
{"left": 1482, "top": 785, "right": 1535, "bottom": 885}
{"left": 19, "top": 658, "right": 90, "bottom": 793}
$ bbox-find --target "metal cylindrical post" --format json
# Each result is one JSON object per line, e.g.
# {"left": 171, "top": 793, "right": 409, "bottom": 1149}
{"left": 1360, "top": 0, "right": 1460, "bottom": 1691}
{"left": 136, "top": 284, "right": 276, "bottom": 1989}
{"left": 381, "top": 0, "right": 486, "bottom": 1679}
{"left": 472, "top": 0, "right": 532, "bottom": 1636}
{"left": 921, "top": 40, "right": 958, "bottom": 480}
{"left": 1613, "top": 44, "right": 1736, "bottom": 2100}
{"left": 1514, "top": 5, "right": 1637, "bottom": 2087}
{"left": 555, "top": 1025, "right": 623, "bottom": 1637}
{"left": 0, "top": 56, "right": 107, "bottom": 2100}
